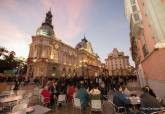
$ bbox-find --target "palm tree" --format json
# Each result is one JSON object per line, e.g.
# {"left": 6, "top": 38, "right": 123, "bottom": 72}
{"left": 0, "top": 46, "right": 19, "bottom": 73}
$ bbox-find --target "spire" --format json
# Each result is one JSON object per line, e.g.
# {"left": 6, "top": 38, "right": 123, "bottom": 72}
{"left": 42, "top": 10, "right": 53, "bottom": 29}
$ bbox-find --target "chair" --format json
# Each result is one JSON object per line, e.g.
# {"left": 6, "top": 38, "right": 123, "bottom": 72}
{"left": 7, "top": 95, "right": 23, "bottom": 111}
{"left": 57, "top": 94, "right": 67, "bottom": 106}
{"left": 24, "top": 92, "right": 32, "bottom": 99}
{"left": 17, "top": 90, "right": 25, "bottom": 96}
{"left": 72, "top": 98, "right": 81, "bottom": 114}
{"left": 10, "top": 85, "right": 15, "bottom": 90}
{"left": 19, "top": 98, "right": 29, "bottom": 105}
{"left": 150, "top": 109, "right": 165, "bottom": 114}
{"left": 12, "top": 103, "right": 28, "bottom": 113}
{"left": 108, "top": 100, "right": 127, "bottom": 114}
{"left": 33, "top": 87, "right": 40, "bottom": 96}
{"left": 39, "top": 88, "right": 43, "bottom": 104}
{"left": 91, "top": 100, "right": 103, "bottom": 113}
{"left": 140, "top": 107, "right": 165, "bottom": 114}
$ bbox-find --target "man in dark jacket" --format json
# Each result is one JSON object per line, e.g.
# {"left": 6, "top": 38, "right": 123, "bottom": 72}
{"left": 140, "top": 87, "right": 161, "bottom": 113}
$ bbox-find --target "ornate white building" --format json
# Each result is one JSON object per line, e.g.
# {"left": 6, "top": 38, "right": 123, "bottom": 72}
{"left": 27, "top": 11, "right": 101, "bottom": 77}
{"left": 105, "top": 48, "right": 135, "bottom": 76}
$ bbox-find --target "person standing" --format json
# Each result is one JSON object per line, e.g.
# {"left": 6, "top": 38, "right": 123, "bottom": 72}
{"left": 76, "top": 85, "right": 89, "bottom": 111}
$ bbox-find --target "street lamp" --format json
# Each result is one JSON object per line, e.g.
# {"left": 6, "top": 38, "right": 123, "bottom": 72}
{"left": 79, "top": 59, "right": 86, "bottom": 76}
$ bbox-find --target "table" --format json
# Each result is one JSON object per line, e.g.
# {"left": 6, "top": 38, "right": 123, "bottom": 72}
{"left": 0, "top": 92, "right": 10, "bottom": 97}
{"left": 31, "top": 105, "right": 51, "bottom": 114}
{"left": 128, "top": 96, "right": 140, "bottom": 105}
{"left": 10, "top": 105, "right": 51, "bottom": 114}
{"left": 128, "top": 96, "right": 141, "bottom": 114}
{"left": 0, "top": 95, "right": 22, "bottom": 103}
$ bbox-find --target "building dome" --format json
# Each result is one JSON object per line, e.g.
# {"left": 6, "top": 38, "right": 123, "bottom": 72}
{"left": 36, "top": 25, "right": 54, "bottom": 37}
{"left": 36, "top": 10, "right": 55, "bottom": 37}
{"left": 76, "top": 36, "right": 94, "bottom": 54}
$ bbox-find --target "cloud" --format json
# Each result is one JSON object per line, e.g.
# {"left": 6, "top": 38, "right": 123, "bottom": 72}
{"left": 0, "top": 0, "right": 17, "bottom": 9}
{"left": 41, "top": 0, "right": 94, "bottom": 40}
{"left": 0, "top": 0, "right": 94, "bottom": 58}
{"left": 0, "top": 17, "right": 30, "bottom": 58}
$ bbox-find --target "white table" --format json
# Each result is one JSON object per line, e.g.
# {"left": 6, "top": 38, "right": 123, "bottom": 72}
{"left": 0, "top": 92, "right": 10, "bottom": 97}
{"left": 0, "top": 95, "right": 22, "bottom": 103}
{"left": 31, "top": 105, "right": 51, "bottom": 114}
{"left": 10, "top": 105, "right": 51, "bottom": 114}
{"left": 128, "top": 96, "right": 140, "bottom": 105}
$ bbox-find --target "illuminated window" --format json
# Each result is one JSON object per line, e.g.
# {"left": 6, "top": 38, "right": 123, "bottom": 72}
{"left": 130, "top": 0, "right": 135, "bottom": 5}
{"left": 134, "top": 13, "right": 140, "bottom": 21}
{"left": 132, "top": 5, "right": 137, "bottom": 12}
{"left": 141, "top": 32, "right": 149, "bottom": 57}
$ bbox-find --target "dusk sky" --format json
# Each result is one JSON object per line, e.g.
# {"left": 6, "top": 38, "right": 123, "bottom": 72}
{"left": 0, "top": 0, "right": 133, "bottom": 64}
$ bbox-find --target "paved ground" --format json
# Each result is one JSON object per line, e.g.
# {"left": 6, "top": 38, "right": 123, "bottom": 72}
{"left": 46, "top": 101, "right": 115, "bottom": 114}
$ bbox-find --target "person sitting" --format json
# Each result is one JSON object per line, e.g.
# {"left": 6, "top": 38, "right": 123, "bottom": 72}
{"left": 144, "top": 85, "right": 156, "bottom": 98}
{"left": 140, "top": 86, "right": 161, "bottom": 113}
{"left": 89, "top": 86, "right": 101, "bottom": 100}
{"left": 113, "top": 86, "right": 130, "bottom": 108}
{"left": 41, "top": 85, "right": 52, "bottom": 106}
{"left": 76, "top": 85, "right": 89, "bottom": 111}
{"left": 122, "top": 86, "right": 130, "bottom": 97}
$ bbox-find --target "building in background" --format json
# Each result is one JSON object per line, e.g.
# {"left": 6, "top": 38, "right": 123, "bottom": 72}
{"left": 125, "top": 0, "right": 165, "bottom": 98}
{"left": 27, "top": 11, "right": 101, "bottom": 77}
{"left": 124, "top": 0, "right": 141, "bottom": 24}
{"left": 105, "top": 48, "right": 135, "bottom": 76}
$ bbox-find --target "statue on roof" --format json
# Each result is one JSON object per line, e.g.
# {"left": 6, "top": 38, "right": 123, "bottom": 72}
{"left": 45, "top": 10, "right": 52, "bottom": 24}
{"left": 42, "top": 10, "right": 53, "bottom": 29}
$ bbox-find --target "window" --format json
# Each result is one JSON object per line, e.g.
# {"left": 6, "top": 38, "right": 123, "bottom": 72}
{"left": 134, "top": 13, "right": 140, "bottom": 21}
{"left": 141, "top": 32, "right": 146, "bottom": 46}
{"left": 132, "top": 5, "right": 137, "bottom": 12}
{"left": 130, "top": 0, "right": 136, "bottom": 5}
{"left": 142, "top": 44, "right": 149, "bottom": 57}
{"left": 141, "top": 31, "right": 149, "bottom": 57}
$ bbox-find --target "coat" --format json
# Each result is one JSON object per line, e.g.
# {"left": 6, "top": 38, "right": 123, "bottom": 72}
{"left": 141, "top": 93, "right": 161, "bottom": 113}
{"left": 76, "top": 88, "right": 89, "bottom": 109}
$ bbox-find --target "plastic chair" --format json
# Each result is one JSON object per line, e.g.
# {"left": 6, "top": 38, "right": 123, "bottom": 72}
{"left": 91, "top": 100, "right": 103, "bottom": 113}
{"left": 33, "top": 87, "right": 40, "bottom": 96}
{"left": 57, "top": 94, "right": 66, "bottom": 106}
{"left": 72, "top": 98, "right": 81, "bottom": 114}
{"left": 12, "top": 103, "right": 28, "bottom": 113}
{"left": 17, "top": 90, "right": 25, "bottom": 96}
{"left": 108, "top": 100, "right": 127, "bottom": 114}
{"left": 19, "top": 98, "right": 29, "bottom": 105}
{"left": 140, "top": 107, "right": 165, "bottom": 114}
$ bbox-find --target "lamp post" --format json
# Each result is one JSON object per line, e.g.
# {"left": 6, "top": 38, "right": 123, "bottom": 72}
{"left": 79, "top": 59, "right": 87, "bottom": 77}
{"left": 32, "top": 58, "right": 37, "bottom": 77}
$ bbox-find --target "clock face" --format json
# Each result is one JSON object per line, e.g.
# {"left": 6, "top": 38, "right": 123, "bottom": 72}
{"left": 37, "top": 29, "right": 48, "bottom": 36}
{"left": 40, "top": 30, "right": 48, "bottom": 36}
{"left": 55, "top": 44, "right": 59, "bottom": 49}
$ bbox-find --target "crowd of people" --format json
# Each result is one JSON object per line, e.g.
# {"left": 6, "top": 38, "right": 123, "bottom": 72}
{"left": 38, "top": 75, "right": 137, "bottom": 109}
{"left": 1, "top": 75, "right": 165, "bottom": 114}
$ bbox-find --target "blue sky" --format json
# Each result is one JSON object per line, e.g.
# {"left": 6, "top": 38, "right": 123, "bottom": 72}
{"left": 0, "top": 0, "right": 133, "bottom": 64}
